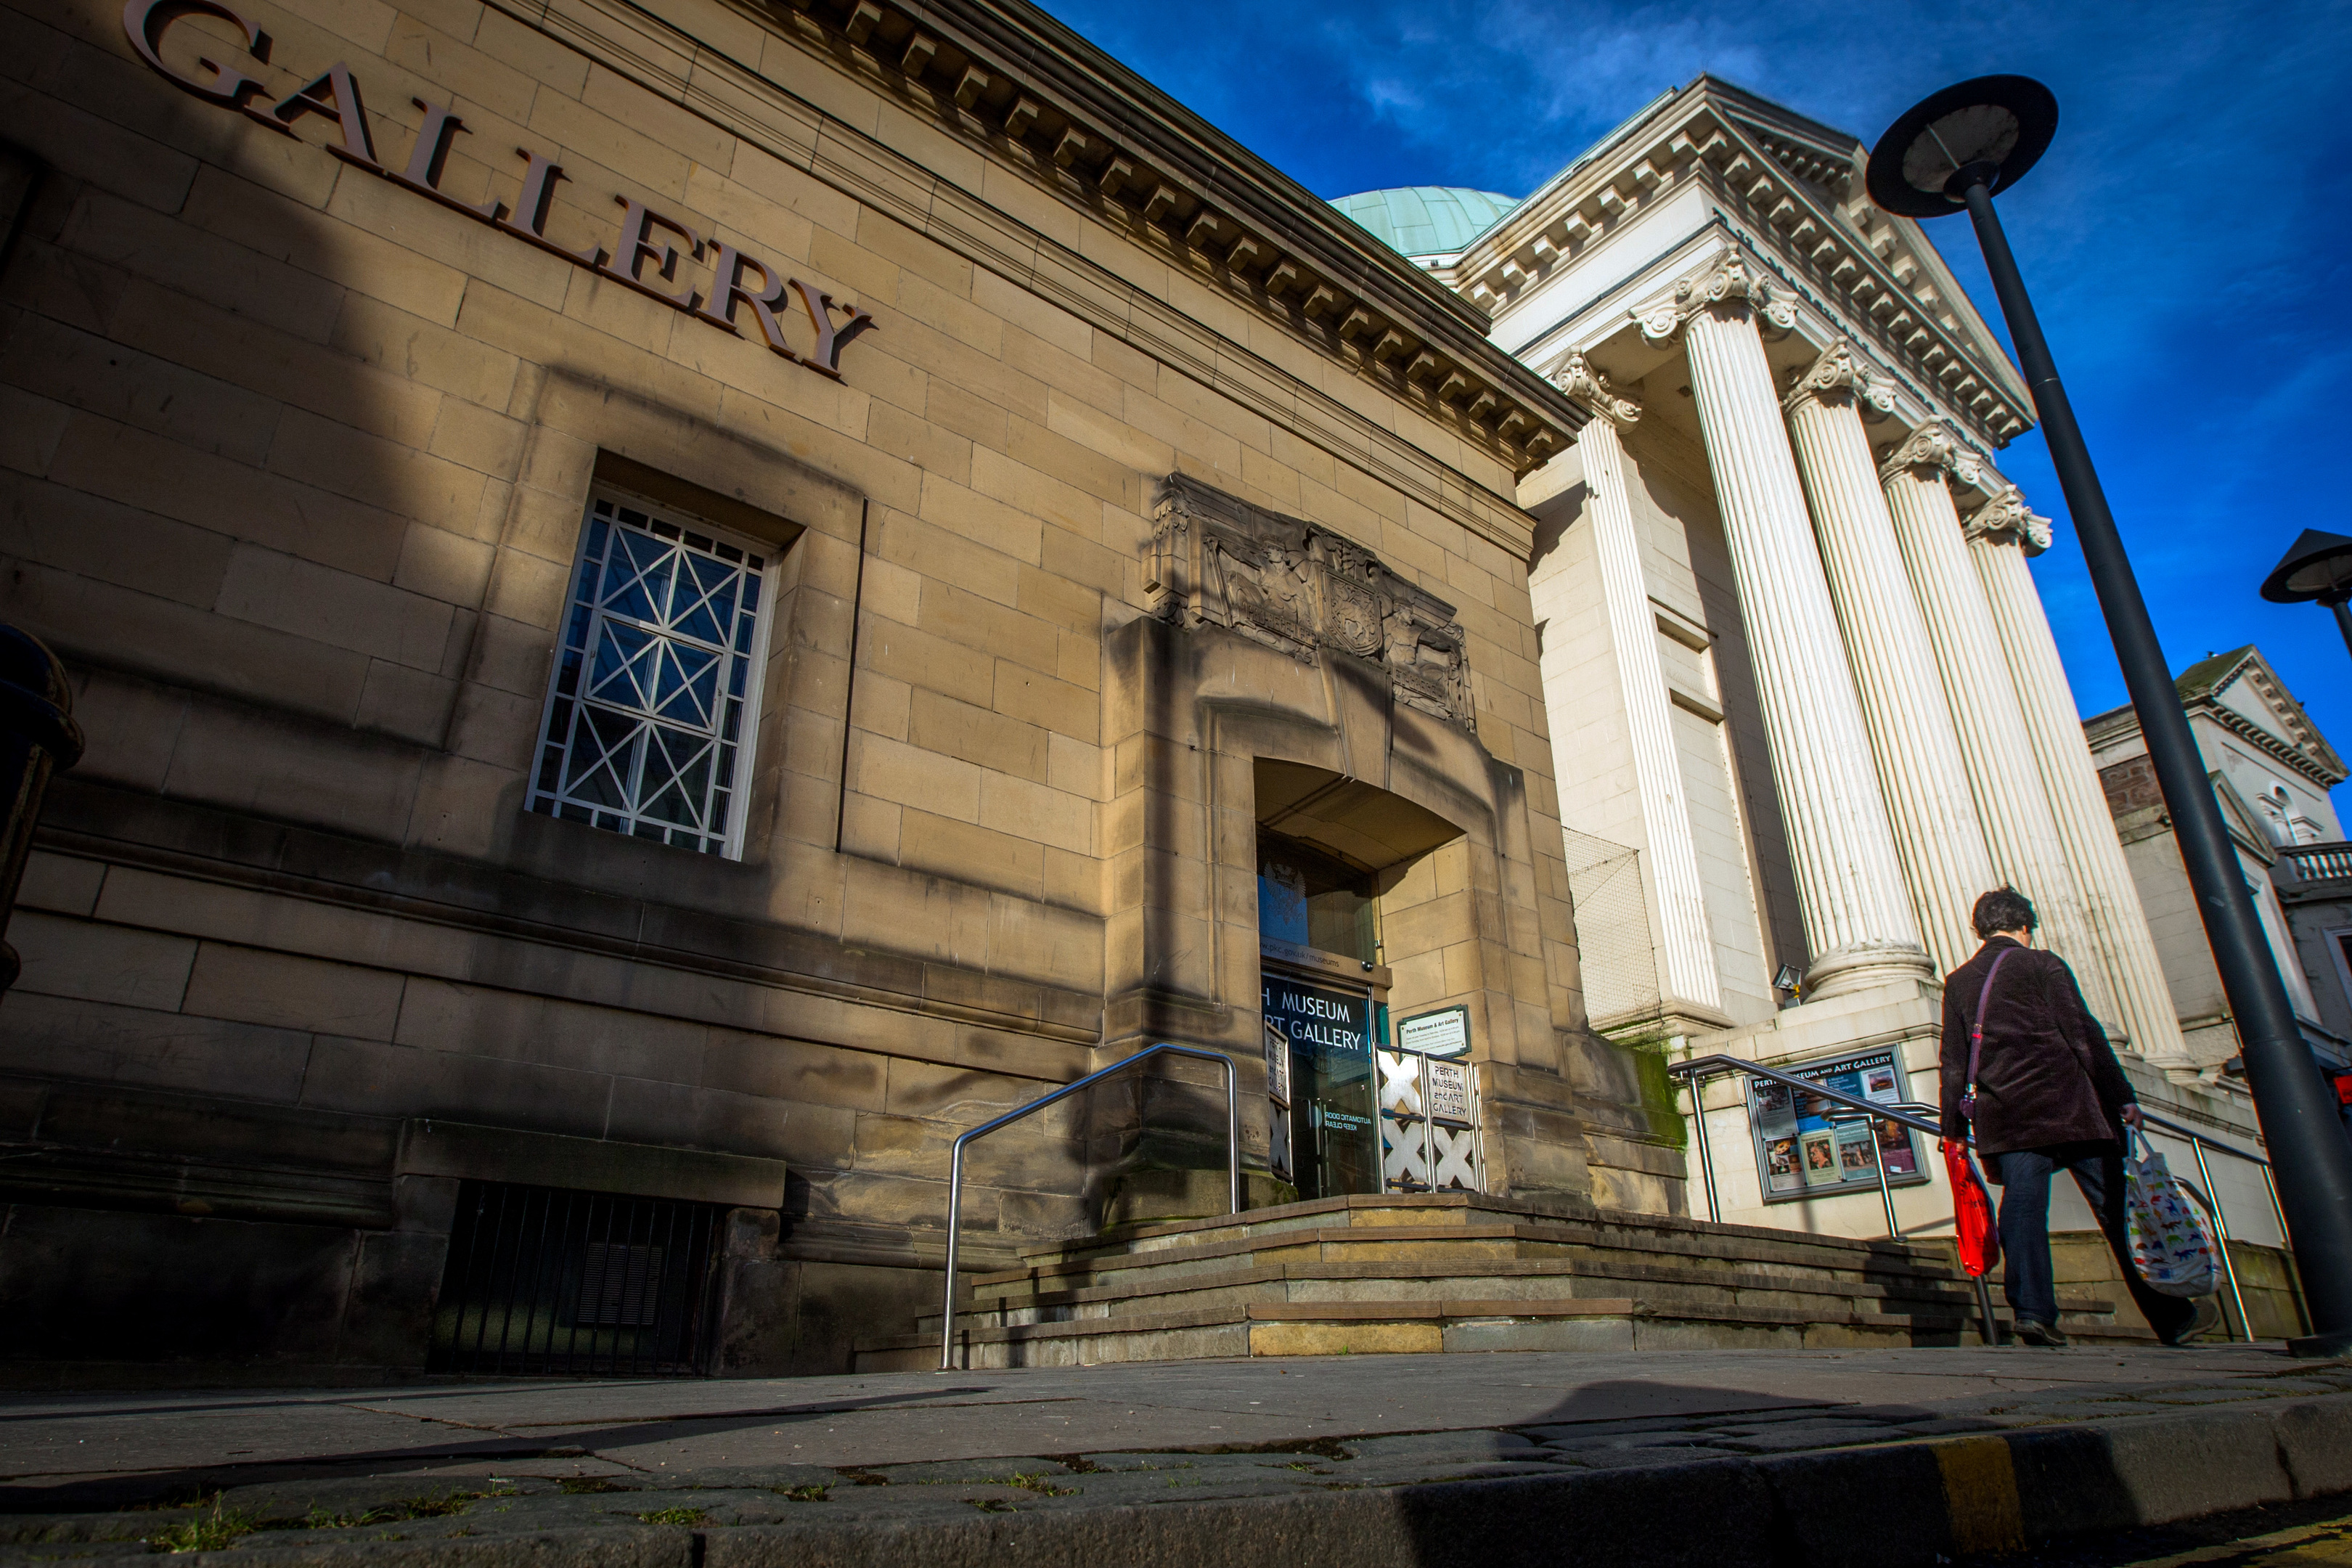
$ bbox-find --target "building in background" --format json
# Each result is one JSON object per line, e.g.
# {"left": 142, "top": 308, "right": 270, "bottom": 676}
{"left": 2088, "top": 646, "right": 2352, "bottom": 1079}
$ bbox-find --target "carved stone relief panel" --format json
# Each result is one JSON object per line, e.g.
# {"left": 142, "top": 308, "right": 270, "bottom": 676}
{"left": 1143, "top": 474, "right": 1475, "bottom": 730}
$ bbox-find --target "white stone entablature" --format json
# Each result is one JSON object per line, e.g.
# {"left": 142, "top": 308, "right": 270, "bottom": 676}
{"left": 1448, "top": 77, "right": 2030, "bottom": 452}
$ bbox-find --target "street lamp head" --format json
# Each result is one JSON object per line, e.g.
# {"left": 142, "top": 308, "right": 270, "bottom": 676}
{"left": 2260, "top": 529, "right": 2352, "bottom": 606}
{"left": 1866, "top": 75, "right": 2059, "bottom": 218}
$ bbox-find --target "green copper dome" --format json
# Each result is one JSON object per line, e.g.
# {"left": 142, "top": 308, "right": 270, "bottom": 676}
{"left": 1329, "top": 187, "right": 1521, "bottom": 258}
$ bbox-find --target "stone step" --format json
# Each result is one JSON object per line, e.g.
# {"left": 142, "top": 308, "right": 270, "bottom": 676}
{"left": 857, "top": 1293, "right": 2152, "bottom": 1372}
{"left": 1083, "top": 1191, "right": 1959, "bottom": 1254}
{"left": 972, "top": 1222, "right": 1969, "bottom": 1304}
{"left": 940, "top": 1255, "right": 2004, "bottom": 1334}
{"left": 862, "top": 1193, "right": 2107, "bottom": 1372}
{"left": 923, "top": 1260, "right": 2117, "bottom": 1337}
{"left": 1016, "top": 1194, "right": 1966, "bottom": 1278}
{"left": 1031, "top": 1193, "right": 1956, "bottom": 1275}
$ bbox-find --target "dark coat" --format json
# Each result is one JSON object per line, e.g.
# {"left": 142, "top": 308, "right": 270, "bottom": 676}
{"left": 1939, "top": 936, "right": 2136, "bottom": 1162}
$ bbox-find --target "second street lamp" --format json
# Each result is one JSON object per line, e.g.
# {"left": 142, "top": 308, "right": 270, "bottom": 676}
{"left": 2260, "top": 528, "right": 2352, "bottom": 665}
{"left": 1869, "top": 75, "right": 2352, "bottom": 1355}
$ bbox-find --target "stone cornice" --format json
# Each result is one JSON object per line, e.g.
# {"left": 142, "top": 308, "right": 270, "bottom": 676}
{"left": 740, "top": 0, "right": 1585, "bottom": 473}
{"left": 1782, "top": 338, "right": 1894, "bottom": 417}
{"left": 2086, "top": 683, "right": 2349, "bottom": 793}
{"left": 1453, "top": 80, "right": 2030, "bottom": 449}
{"left": 1878, "top": 421, "right": 1988, "bottom": 489}
{"left": 1963, "top": 486, "right": 2054, "bottom": 557}
{"left": 1631, "top": 251, "right": 1795, "bottom": 343}
{"left": 1551, "top": 351, "right": 1641, "bottom": 428}
{"left": 2210, "top": 706, "right": 2344, "bottom": 793}
{"left": 2234, "top": 656, "right": 2350, "bottom": 783}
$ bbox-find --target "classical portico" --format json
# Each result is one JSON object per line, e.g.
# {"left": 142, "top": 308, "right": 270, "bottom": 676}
{"left": 1876, "top": 421, "right": 2115, "bottom": 1024}
{"left": 1360, "top": 73, "right": 2221, "bottom": 1242}
{"left": 1966, "top": 494, "right": 2189, "bottom": 1063}
{"left": 1631, "top": 255, "right": 1933, "bottom": 1000}
{"left": 1525, "top": 228, "right": 2176, "bottom": 1063}
{"left": 1781, "top": 341, "right": 1996, "bottom": 976}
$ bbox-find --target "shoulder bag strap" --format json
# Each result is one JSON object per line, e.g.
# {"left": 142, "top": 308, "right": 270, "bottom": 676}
{"left": 1962, "top": 948, "right": 2014, "bottom": 1125}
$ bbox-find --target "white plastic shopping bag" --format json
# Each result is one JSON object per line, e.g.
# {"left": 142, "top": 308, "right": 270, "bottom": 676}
{"left": 2123, "top": 1130, "right": 2218, "bottom": 1299}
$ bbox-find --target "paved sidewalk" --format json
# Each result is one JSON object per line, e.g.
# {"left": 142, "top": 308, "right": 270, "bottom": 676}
{"left": 1, "top": 1346, "right": 2347, "bottom": 1566}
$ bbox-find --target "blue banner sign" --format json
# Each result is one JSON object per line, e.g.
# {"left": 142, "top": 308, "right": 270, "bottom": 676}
{"left": 1263, "top": 973, "right": 1372, "bottom": 1057}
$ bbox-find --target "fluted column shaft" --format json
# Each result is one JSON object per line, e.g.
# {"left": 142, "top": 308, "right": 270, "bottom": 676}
{"left": 1784, "top": 354, "right": 1997, "bottom": 976}
{"left": 1881, "top": 449, "right": 2115, "bottom": 1019}
{"left": 1570, "top": 401, "right": 1723, "bottom": 1010}
{"left": 1969, "top": 518, "right": 2189, "bottom": 1062}
{"left": 1657, "top": 271, "right": 1927, "bottom": 995}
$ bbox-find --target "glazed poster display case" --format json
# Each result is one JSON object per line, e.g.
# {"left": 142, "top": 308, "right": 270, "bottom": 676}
{"left": 1747, "top": 1050, "right": 1927, "bottom": 1203}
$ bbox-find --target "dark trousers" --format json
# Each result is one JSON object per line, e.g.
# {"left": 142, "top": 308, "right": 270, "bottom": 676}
{"left": 1994, "top": 1143, "right": 2198, "bottom": 1339}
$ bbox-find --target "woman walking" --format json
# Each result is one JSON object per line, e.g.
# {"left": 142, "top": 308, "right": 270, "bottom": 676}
{"left": 1940, "top": 887, "right": 2217, "bottom": 1347}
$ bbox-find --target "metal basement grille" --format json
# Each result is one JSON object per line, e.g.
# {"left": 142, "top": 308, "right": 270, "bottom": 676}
{"left": 428, "top": 1182, "right": 722, "bottom": 1376}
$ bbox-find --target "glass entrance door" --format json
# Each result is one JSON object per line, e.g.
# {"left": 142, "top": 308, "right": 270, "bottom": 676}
{"left": 1262, "top": 968, "right": 1378, "bottom": 1199}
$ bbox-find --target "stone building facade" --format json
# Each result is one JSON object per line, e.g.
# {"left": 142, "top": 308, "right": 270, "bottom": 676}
{"left": 0, "top": 0, "right": 1675, "bottom": 1376}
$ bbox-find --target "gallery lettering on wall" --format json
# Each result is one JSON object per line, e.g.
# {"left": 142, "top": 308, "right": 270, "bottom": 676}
{"left": 121, "top": 0, "right": 876, "bottom": 378}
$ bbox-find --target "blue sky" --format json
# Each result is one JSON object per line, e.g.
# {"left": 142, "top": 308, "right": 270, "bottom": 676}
{"left": 1039, "top": 0, "right": 2352, "bottom": 814}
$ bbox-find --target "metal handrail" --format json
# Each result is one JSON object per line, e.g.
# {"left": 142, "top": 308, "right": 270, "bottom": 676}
{"left": 1667, "top": 1055, "right": 1947, "bottom": 1233}
{"left": 938, "top": 1042, "right": 1238, "bottom": 1371}
{"left": 1666, "top": 1051, "right": 2301, "bottom": 1340}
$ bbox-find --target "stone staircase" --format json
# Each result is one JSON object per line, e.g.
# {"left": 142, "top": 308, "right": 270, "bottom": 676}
{"left": 854, "top": 1192, "right": 2140, "bottom": 1371}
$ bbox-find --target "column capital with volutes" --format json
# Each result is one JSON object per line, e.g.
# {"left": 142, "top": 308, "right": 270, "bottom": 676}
{"left": 1964, "top": 486, "right": 2054, "bottom": 558}
{"left": 1633, "top": 250, "right": 1796, "bottom": 347}
{"left": 1552, "top": 351, "right": 1642, "bottom": 429}
{"left": 1877, "top": 420, "right": 1988, "bottom": 488}
{"left": 1783, "top": 338, "right": 1895, "bottom": 419}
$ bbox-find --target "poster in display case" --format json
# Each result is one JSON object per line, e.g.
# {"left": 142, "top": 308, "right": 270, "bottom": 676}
{"left": 1747, "top": 1049, "right": 1927, "bottom": 1203}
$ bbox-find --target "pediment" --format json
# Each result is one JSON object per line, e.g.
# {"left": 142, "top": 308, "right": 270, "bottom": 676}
{"left": 1455, "top": 73, "right": 2031, "bottom": 448}
{"left": 2198, "top": 648, "right": 2347, "bottom": 787}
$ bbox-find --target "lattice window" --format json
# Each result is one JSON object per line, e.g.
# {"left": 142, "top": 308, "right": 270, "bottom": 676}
{"left": 528, "top": 492, "right": 771, "bottom": 857}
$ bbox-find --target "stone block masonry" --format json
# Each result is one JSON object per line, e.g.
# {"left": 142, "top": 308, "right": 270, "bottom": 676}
{"left": 0, "top": 0, "right": 1666, "bottom": 1376}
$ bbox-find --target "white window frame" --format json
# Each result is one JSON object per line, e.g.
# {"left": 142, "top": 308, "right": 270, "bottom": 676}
{"left": 526, "top": 487, "right": 778, "bottom": 859}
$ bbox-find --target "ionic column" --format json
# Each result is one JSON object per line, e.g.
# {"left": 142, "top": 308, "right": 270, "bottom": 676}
{"left": 1879, "top": 425, "right": 2115, "bottom": 1021}
{"left": 1553, "top": 354, "right": 1721, "bottom": 1012}
{"left": 1967, "top": 494, "right": 2190, "bottom": 1062}
{"left": 1783, "top": 343, "right": 1997, "bottom": 976}
{"left": 1634, "top": 255, "right": 1930, "bottom": 997}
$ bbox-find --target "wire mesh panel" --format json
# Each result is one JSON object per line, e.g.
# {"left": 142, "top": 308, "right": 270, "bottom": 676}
{"left": 1561, "top": 828, "right": 1662, "bottom": 1026}
{"left": 428, "top": 1182, "right": 722, "bottom": 1377}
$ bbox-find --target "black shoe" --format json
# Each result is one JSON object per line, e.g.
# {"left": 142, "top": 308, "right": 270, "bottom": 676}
{"left": 2014, "top": 1318, "right": 2070, "bottom": 1347}
{"left": 2160, "top": 1298, "right": 2222, "bottom": 1346}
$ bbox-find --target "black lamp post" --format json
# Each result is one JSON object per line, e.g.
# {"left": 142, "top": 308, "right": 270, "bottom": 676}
{"left": 1869, "top": 76, "right": 2352, "bottom": 1356}
{"left": 2260, "top": 529, "right": 2352, "bottom": 663}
